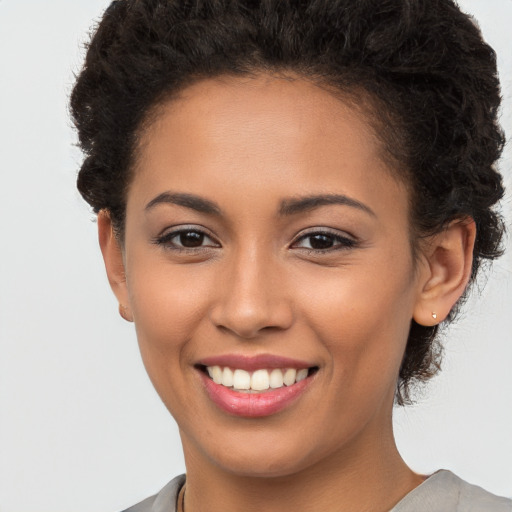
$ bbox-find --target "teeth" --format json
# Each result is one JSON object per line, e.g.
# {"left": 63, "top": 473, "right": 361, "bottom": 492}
{"left": 269, "top": 368, "right": 284, "bottom": 388}
{"left": 251, "top": 369, "right": 270, "bottom": 391}
{"left": 296, "top": 368, "right": 308, "bottom": 382}
{"left": 210, "top": 365, "right": 223, "bottom": 385}
{"left": 283, "top": 368, "right": 297, "bottom": 386}
{"left": 233, "top": 369, "right": 251, "bottom": 390}
{"left": 206, "top": 366, "right": 311, "bottom": 391}
{"left": 222, "top": 367, "right": 233, "bottom": 387}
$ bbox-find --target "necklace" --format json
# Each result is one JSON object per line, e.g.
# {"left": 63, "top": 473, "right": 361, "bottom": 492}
{"left": 177, "top": 483, "right": 186, "bottom": 512}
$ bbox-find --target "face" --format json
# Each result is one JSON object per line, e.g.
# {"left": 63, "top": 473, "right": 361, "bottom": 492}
{"left": 115, "top": 74, "right": 426, "bottom": 477}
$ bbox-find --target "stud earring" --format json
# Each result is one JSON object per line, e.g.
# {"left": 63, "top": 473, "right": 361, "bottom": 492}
{"left": 119, "top": 304, "right": 132, "bottom": 322}
{"left": 432, "top": 312, "right": 437, "bottom": 320}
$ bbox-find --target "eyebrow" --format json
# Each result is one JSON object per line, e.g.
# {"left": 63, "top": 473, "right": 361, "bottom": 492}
{"left": 145, "top": 192, "right": 222, "bottom": 215}
{"left": 279, "top": 194, "right": 376, "bottom": 217}
{"left": 145, "top": 191, "right": 375, "bottom": 218}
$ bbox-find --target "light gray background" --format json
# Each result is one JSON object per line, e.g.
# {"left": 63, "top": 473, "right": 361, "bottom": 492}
{"left": 0, "top": 1, "right": 511, "bottom": 511}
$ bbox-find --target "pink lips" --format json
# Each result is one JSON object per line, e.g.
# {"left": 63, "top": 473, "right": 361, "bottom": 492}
{"left": 197, "top": 354, "right": 316, "bottom": 418}
{"left": 199, "top": 354, "right": 312, "bottom": 371}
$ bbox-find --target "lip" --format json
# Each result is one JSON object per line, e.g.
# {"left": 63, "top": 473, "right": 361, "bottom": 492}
{"left": 196, "top": 354, "right": 317, "bottom": 418}
{"left": 199, "top": 371, "right": 314, "bottom": 418}
{"left": 197, "top": 353, "right": 313, "bottom": 372}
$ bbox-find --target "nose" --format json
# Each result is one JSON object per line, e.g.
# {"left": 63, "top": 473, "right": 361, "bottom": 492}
{"left": 209, "top": 250, "right": 294, "bottom": 339}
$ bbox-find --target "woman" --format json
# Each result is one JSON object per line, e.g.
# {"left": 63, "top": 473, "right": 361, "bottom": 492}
{"left": 71, "top": 0, "right": 511, "bottom": 510}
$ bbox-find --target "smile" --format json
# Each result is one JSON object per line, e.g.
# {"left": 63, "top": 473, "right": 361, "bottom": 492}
{"left": 206, "top": 366, "right": 310, "bottom": 392}
{"left": 197, "top": 356, "right": 318, "bottom": 417}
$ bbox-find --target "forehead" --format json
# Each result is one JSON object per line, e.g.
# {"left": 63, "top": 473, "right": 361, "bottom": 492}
{"left": 138, "top": 74, "right": 380, "bottom": 163}
{"left": 131, "top": 74, "right": 408, "bottom": 222}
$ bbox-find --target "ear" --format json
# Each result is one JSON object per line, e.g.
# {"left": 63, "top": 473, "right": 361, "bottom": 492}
{"left": 413, "top": 218, "right": 476, "bottom": 326}
{"left": 97, "top": 210, "right": 133, "bottom": 322}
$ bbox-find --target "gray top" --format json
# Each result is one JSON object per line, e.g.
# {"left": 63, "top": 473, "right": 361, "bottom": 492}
{"left": 123, "top": 470, "right": 511, "bottom": 512}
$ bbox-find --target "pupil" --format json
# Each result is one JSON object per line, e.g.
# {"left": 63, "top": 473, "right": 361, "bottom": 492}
{"left": 310, "top": 234, "right": 333, "bottom": 249}
{"left": 180, "top": 231, "right": 204, "bottom": 247}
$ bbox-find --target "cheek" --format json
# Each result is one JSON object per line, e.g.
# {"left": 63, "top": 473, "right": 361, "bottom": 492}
{"left": 126, "top": 258, "right": 215, "bottom": 397}
{"left": 297, "top": 255, "right": 416, "bottom": 392}
{"left": 128, "top": 258, "right": 212, "bottom": 340}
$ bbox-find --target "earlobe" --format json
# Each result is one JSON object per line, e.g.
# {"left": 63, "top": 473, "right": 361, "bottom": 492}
{"left": 97, "top": 210, "right": 133, "bottom": 322}
{"left": 413, "top": 218, "right": 476, "bottom": 326}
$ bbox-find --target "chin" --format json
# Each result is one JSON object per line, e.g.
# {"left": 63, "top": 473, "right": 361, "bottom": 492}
{"left": 214, "top": 450, "right": 315, "bottom": 479}
{"left": 183, "top": 424, "right": 335, "bottom": 479}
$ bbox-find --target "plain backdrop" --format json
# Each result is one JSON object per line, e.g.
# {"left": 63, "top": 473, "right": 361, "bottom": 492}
{"left": 0, "top": 1, "right": 511, "bottom": 511}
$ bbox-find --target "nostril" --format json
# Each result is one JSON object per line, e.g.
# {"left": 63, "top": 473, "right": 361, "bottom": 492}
{"left": 210, "top": 303, "right": 294, "bottom": 340}
{"left": 209, "top": 274, "right": 294, "bottom": 339}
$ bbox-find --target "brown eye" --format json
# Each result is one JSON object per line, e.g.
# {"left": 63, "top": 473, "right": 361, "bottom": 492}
{"left": 154, "top": 227, "right": 219, "bottom": 251}
{"left": 179, "top": 231, "right": 205, "bottom": 247}
{"left": 308, "top": 234, "right": 335, "bottom": 249}
{"left": 292, "top": 230, "right": 356, "bottom": 252}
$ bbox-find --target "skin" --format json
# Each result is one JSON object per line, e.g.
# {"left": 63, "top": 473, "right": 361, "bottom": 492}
{"left": 99, "top": 74, "right": 475, "bottom": 512}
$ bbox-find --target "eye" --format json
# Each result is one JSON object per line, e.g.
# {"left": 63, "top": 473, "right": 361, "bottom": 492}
{"left": 292, "top": 230, "right": 356, "bottom": 252}
{"left": 154, "top": 227, "right": 220, "bottom": 251}
{"left": 174, "top": 230, "right": 210, "bottom": 248}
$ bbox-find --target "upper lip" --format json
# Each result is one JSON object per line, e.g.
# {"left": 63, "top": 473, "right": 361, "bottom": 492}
{"left": 197, "top": 353, "right": 316, "bottom": 372}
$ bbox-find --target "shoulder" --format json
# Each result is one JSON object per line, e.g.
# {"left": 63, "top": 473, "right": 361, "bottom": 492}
{"left": 121, "top": 474, "right": 186, "bottom": 512}
{"left": 454, "top": 473, "right": 512, "bottom": 512}
{"left": 391, "top": 470, "right": 512, "bottom": 512}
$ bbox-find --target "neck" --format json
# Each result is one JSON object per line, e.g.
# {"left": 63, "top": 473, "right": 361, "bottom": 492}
{"left": 180, "top": 417, "right": 423, "bottom": 512}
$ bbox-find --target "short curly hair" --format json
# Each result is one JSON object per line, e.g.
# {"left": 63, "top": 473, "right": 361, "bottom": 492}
{"left": 71, "top": 0, "right": 505, "bottom": 404}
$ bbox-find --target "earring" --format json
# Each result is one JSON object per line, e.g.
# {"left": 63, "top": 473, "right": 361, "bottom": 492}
{"left": 119, "top": 304, "right": 132, "bottom": 322}
{"left": 432, "top": 312, "right": 438, "bottom": 320}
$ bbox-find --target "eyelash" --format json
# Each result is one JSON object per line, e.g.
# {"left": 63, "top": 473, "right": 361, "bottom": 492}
{"left": 291, "top": 230, "right": 357, "bottom": 253}
{"left": 153, "top": 227, "right": 220, "bottom": 253}
{"left": 153, "top": 227, "right": 357, "bottom": 254}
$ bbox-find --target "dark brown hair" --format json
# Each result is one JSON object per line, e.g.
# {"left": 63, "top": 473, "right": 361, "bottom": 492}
{"left": 71, "top": 0, "right": 505, "bottom": 404}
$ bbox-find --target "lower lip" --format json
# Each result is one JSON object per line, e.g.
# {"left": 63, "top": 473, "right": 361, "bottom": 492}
{"left": 200, "top": 372, "right": 313, "bottom": 418}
